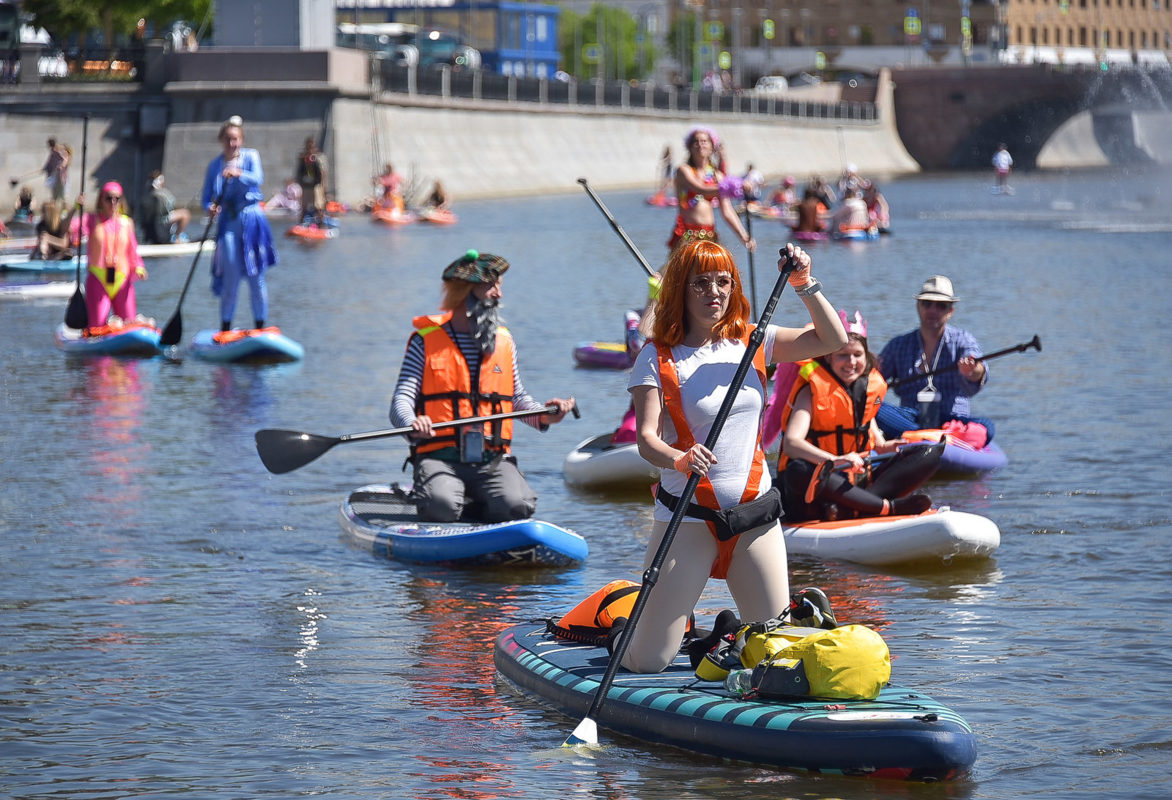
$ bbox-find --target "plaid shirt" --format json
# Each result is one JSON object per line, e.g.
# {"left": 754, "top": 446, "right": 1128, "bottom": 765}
{"left": 878, "top": 325, "right": 986, "bottom": 418}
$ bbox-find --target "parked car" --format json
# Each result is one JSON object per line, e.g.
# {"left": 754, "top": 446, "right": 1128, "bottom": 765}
{"left": 752, "top": 75, "right": 788, "bottom": 94}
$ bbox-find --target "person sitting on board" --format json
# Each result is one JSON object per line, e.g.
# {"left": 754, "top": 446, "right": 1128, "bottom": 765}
{"left": 265, "top": 179, "right": 302, "bottom": 216}
{"left": 769, "top": 175, "right": 797, "bottom": 210}
{"left": 792, "top": 187, "right": 827, "bottom": 234}
{"left": 77, "top": 182, "right": 150, "bottom": 330}
{"left": 390, "top": 250, "right": 576, "bottom": 523}
{"left": 827, "top": 187, "right": 872, "bottom": 237}
{"left": 862, "top": 180, "right": 891, "bottom": 232}
{"left": 778, "top": 310, "right": 940, "bottom": 522}
{"left": 141, "top": 170, "right": 191, "bottom": 245}
{"left": 423, "top": 180, "right": 451, "bottom": 212}
{"left": 667, "top": 127, "right": 755, "bottom": 253}
{"left": 620, "top": 239, "right": 847, "bottom": 673}
{"left": 31, "top": 200, "right": 77, "bottom": 261}
{"left": 376, "top": 163, "right": 404, "bottom": 212}
{"left": 876, "top": 275, "right": 995, "bottom": 444}
{"left": 201, "top": 115, "right": 278, "bottom": 333}
{"left": 12, "top": 185, "right": 36, "bottom": 225}
{"left": 612, "top": 272, "right": 663, "bottom": 445}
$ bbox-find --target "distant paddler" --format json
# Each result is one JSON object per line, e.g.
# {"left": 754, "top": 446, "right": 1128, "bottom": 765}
{"left": 668, "top": 127, "right": 755, "bottom": 253}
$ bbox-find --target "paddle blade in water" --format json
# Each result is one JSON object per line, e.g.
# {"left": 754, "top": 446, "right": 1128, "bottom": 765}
{"left": 64, "top": 288, "right": 87, "bottom": 330}
{"left": 563, "top": 716, "right": 598, "bottom": 747}
{"left": 254, "top": 429, "right": 340, "bottom": 474}
{"left": 159, "top": 314, "right": 182, "bottom": 348}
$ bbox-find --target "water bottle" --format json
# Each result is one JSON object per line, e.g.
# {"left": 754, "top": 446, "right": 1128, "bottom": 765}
{"left": 724, "top": 668, "right": 753, "bottom": 697}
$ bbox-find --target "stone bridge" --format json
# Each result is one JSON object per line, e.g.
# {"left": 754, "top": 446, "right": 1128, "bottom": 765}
{"left": 889, "top": 64, "right": 1172, "bottom": 170}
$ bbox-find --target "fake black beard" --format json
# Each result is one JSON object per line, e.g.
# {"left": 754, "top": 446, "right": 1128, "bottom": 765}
{"left": 465, "top": 294, "right": 501, "bottom": 356}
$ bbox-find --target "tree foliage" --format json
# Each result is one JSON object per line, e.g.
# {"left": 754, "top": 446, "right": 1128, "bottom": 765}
{"left": 21, "top": 0, "right": 211, "bottom": 46}
{"left": 557, "top": 3, "right": 658, "bottom": 83}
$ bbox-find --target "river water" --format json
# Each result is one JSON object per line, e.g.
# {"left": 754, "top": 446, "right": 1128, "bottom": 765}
{"left": 2, "top": 166, "right": 1170, "bottom": 799}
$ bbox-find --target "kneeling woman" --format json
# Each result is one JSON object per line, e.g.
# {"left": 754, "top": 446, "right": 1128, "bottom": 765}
{"left": 623, "top": 239, "right": 847, "bottom": 674}
{"left": 779, "top": 311, "right": 941, "bottom": 522}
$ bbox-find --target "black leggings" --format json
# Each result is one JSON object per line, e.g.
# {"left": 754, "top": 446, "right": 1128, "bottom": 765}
{"left": 782, "top": 443, "right": 944, "bottom": 522}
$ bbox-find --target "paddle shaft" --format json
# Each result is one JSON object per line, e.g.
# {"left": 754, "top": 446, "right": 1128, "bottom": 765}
{"left": 64, "top": 117, "right": 90, "bottom": 330}
{"left": 338, "top": 404, "right": 572, "bottom": 446}
{"left": 579, "top": 254, "right": 798, "bottom": 727}
{"left": 577, "top": 178, "right": 656, "bottom": 278}
{"left": 742, "top": 206, "right": 759, "bottom": 317}
{"left": 887, "top": 335, "right": 1040, "bottom": 389}
{"left": 159, "top": 187, "right": 224, "bottom": 347}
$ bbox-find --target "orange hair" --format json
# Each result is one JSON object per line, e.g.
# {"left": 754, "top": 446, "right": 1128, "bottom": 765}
{"left": 440, "top": 279, "right": 474, "bottom": 311}
{"left": 651, "top": 240, "right": 751, "bottom": 347}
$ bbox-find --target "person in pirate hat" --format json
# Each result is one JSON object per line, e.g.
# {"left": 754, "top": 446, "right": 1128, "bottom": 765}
{"left": 389, "top": 249, "right": 576, "bottom": 523}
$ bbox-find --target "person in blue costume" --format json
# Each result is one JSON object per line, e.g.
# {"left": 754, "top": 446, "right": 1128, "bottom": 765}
{"left": 201, "top": 115, "right": 278, "bottom": 332}
{"left": 876, "top": 275, "right": 995, "bottom": 442}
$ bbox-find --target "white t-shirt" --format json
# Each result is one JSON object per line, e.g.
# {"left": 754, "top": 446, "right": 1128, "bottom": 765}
{"left": 628, "top": 327, "right": 779, "bottom": 522}
{"left": 992, "top": 150, "right": 1013, "bottom": 172}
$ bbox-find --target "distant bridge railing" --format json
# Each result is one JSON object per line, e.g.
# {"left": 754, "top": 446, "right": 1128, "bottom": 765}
{"left": 378, "top": 63, "right": 880, "bottom": 124}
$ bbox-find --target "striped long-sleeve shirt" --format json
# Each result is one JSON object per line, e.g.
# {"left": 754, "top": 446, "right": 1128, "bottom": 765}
{"left": 390, "top": 325, "right": 547, "bottom": 430}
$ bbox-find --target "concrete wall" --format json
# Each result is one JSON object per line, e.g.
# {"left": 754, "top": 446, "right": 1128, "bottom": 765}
{"left": 157, "top": 68, "right": 917, "bottom": 210}
{"left": 2, "top": 64, "right": 917, "bottom": 218}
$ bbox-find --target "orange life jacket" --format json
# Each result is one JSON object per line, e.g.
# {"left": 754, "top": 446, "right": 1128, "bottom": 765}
{"left": 777, "top": 360, "right": 886, "bottom": 471}
{"left": 87, "top": 214, "right": 134, "bottom": 299}
{"left": 656, "top": 328, "right": 768, "bottom": 580}
{"left": 411, "top": 313, "right": 515, "bottom": 458}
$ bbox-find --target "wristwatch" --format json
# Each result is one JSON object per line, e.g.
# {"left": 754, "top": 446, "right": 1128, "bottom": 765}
{"left": 795, "top": 279, "right": 822, "bottom": 297}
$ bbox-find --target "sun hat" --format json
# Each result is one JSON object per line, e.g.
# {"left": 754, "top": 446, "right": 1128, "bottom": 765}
{"left": 442, "top": 249, "right": 510, "bottom": 283}
{"left": 916, "top": 275, "right": 958, "bottom": 303}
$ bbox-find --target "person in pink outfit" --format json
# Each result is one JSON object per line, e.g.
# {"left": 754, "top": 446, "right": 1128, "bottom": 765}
{"left": 80, "top": 181, "right": 148, "bottom": 329}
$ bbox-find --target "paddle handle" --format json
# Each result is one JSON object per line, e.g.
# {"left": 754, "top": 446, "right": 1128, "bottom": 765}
{"left": 583, "top": 254, "right": 798, "bottom": 722}
{"left": 74, "top": 116, "right": 89, "bottom": 282}
{"left": 887, "top": 334, "right": 1040, "bottom": 388}
{"left": 577, "top": 178, "right": 656, "bottom": 277}
{"left": 338, "top": 403, "right": 572, "bottom": 445}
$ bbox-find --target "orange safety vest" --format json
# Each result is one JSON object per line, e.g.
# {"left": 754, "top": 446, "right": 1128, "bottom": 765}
{"left": 656, "top": 328, "right": 768, "bottom": 580}
{"left": 777, "top": 360, "right": 886, "bottom": 471}
{"left": 411, "top": 313, "right": 515, "bottom": 458}
{"left": 87, "top": 214, "right": 134, "bottom": 300}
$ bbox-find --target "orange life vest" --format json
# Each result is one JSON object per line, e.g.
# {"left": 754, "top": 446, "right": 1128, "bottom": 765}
{"left": 411, "top": 313, "right": 515, "bottom": 458}
{"left": 656, "top": 328, "right": 768, "bottom": 580}
{"left": 87, "top": 214, "right": 134, "bottom": 299}
{"left": 777, "top": 360, "right": 886, "bottom": 471}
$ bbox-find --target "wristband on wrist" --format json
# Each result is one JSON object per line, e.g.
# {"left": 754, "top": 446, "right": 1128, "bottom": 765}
{"left": 672, "top": 451, "right": 692, "bottom": 473}
{"left": 795, "top": 279, "right": 822, "bottom": 297}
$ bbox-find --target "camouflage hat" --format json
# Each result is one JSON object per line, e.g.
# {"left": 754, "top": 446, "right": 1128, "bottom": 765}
{"left": 441, "top": 249, "right": 510, "bottom": 284}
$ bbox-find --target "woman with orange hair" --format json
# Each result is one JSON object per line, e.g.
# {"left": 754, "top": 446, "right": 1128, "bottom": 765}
{"left": 622, "top": 239, "right": 847, "bottom": 673}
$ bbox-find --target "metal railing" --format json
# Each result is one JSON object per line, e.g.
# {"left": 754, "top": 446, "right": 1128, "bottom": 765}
{"left": 379, "top": 62, "right": 880, "bottom": 123}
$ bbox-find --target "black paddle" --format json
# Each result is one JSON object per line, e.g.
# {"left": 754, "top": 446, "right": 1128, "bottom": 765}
{"left": 565, "top": 249, "right": 800, "bottom": 748}
{"left": 888, "top": 335, "right": 1041, "bottom": 389}
{"left": 255, "top": 403, "right": 580, "bottom": 475}
{"left": 159, "top": 189, "right": 223, "bottom": 347}
{"left": 577, "top": 178, "right": 656, "bottom": 278}
{"left": 9, "top": 168, "right": 43, "bottom": 189}
{"left": 63, "top": 116, "right": 89, "bottom": 331}
{"left": 742, "top": 205, "right": 759, "bottom": 317}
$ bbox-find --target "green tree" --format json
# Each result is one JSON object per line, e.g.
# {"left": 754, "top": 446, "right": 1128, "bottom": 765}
{"left": 665, "top": 11, "right": 699, "bottom": 86}
{"left": 557, "top": 3, "right": 657, "bottom": 83}
{"left": 22, "top": 0, "right": 211, "bottom": 47}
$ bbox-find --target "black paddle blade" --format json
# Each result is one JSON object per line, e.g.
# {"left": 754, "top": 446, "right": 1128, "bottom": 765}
{"left": 64, "top": 287, "right": 88, "bottom": 330}
{"left": 1026, "top": 335, "right": 1042, "bottom": 352}
{"left": 159, "top": 313, "right": 182, "bottom": 348}
{"left": 255, "top": 429, "right": 341, "bottom": 474}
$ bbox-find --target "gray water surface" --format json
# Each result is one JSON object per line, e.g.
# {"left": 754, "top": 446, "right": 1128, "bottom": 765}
{"left": 2, "top": 166, "right": 1170, "bottom": 799}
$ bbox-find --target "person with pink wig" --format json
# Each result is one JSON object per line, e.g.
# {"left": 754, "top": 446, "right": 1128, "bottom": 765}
{"left": 78, "top": 181, "right": 149, "bottom": 329}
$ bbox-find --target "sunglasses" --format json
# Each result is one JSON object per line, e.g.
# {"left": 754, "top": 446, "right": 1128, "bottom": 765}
{"left": 689, "top": 274, "right": 735, "bottom": 295}
{"left": 918, "top": 300, "right": 954, "bottom": 310}
{"left": 103, "top": 194, "right": 122, "bottom": 201}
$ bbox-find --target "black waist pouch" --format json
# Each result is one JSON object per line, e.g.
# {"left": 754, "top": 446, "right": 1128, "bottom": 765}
{"left": 656, "top": 485, "right": 783, "bottom": 541}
